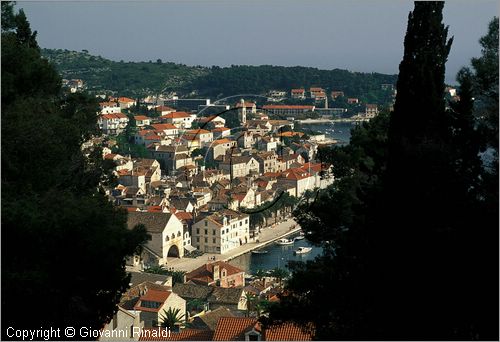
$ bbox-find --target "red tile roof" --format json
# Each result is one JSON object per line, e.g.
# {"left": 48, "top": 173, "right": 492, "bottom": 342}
{"left": 163, "top": 112, "right": 191, "bottom": 119}
{"left": 282, "top": 168, "right": 312, "bottom": 180}
{"left": 118, "top": 97, "right": 135, "bottom": 103}
{"left": 291, "top": 88, "right": 305, "bottom": 93}
{"left": 187, "top": 129, "right": 211, "bottom": 135}
{"left": 139, "top": 328, "right": 214, "bottom": 341}
{"left": 151, "top": 123, "right": 178, "bottom": 131}
{"left": 213, "top": 138, "right": 232, "bottom": 145}
{"left": 186, "top": 261, "right": 244, "bottom": 286}
{"left": 212, "top": 317, "right": 258, "bottom": 341}
{"left": 134, "top": 115, "right": 150, "bottom": 121}
{"left": 175, "top": 212, "right": 193, "bottom": 221}
{"left": 101, "top": 113, "right": 128, "bottom": 119}
{"left": 264, "top": 322, "right": 314, "bottom": 341}
{"left": 134, "top": 289, "right": 170, "bottom": 312}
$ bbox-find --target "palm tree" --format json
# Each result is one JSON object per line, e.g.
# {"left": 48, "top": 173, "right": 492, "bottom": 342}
{"left": 254, "top": 269, "right": 267, "bottom": 285}
{"left": 244, "top": 292, "right": 256, "bottom": 317}
{"left": 270, "top": 267, "right": 289, "bottom": 287}
{"left": 159, "top": 307, "right": 185, "bottom": 330}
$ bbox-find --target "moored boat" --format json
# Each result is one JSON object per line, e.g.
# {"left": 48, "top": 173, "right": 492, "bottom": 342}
{"left": 276, "top": 238, "right": 294, "bottom": 246}
{"left": 252, "top": 249, "right": 269, "bottom": 254}
{"left": 294, "top": 246, "right": 312, "bottom": 254}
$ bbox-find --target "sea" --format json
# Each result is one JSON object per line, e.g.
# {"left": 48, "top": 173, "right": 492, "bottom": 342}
{"left": 305, "top": 121, "right": 357, "bottom": 145}
{"left": 228, "top": 232, "right": 323, "bottom": 274}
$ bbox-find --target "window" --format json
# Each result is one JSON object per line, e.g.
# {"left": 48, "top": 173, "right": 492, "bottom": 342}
{"left": 205, "top": 221, "right": 208, "bottom": 227}
{"left": 212, "top": 229, "right": 216, "bottom": 235}
{"left": 196, "top": 228, "right": 200, "bottom": 234}
{"left": 177, "top": 231, "right": 181, "bottom": 237}
{"left": 213, "top": 238, "right": 216, "bottom": 243}
{"left": 205, "top": 229, "right": 208, "bottom": 235}
{"left": 196, "top": 237, "right": 200, "bottom": 242}
{"left": 205, "top": 237, "right": 208, "bottom": 243}
{"left": 245, "top": 219, "right": 248, "bottom": 224}
{"left": 240, "top": 222, "right": 242, "bottom": 226}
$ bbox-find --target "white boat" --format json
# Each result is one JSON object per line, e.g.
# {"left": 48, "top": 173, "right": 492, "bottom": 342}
{"left": 252, "top": 249, "right": 269, "bottom": 254}
{"left": 294, "top": 234, "right": 305, "bottom": 241}
{"left": 276, "top": 238, "right": 294, "bottom": 246}
{"left": 294, "top": 247, "right": 312, "bottom": 254}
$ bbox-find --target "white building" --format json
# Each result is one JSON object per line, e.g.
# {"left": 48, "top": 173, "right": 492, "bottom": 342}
{"left": 192, "top": 209, "right": 250, "bottom": 254}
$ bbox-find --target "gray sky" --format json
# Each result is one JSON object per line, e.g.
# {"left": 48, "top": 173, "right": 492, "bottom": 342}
{"left": 19, "top": 0, "right": 499, "bottom": 84}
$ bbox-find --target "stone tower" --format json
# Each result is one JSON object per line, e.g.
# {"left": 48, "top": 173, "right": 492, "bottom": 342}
{"left": 238, "top": 98, "right": 247, "bottom": 124}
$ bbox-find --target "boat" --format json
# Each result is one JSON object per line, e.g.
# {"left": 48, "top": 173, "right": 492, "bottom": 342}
{"left": 294, "top": 247, "right": 312, "bottom": 254}
{"left": 251, "top": 249, "right": 269, "bottom": 254}
{"left": 276, "top": 238, "right": 294, "bottom": 246}
{"left": 294, "top": 234, "right": 305, "bottom": 241}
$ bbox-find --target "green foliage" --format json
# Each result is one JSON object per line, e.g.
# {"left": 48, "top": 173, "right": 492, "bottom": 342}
{"left": 41, "top": 49, "right": 397, "bottom": 104}
{"left": 159, "top": 307, "right": 185, "bottom": 329}
{"left": 144, "top": 266, "right": 186, "bottom": 285}
{"left": 268, "top": 4, "right": 498, "bottom": 340}
{"left": 1, "top": 6, "right": 149, "bottom": 334}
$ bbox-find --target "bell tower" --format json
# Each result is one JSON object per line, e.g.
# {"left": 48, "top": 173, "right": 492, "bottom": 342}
{"left": 238, "top": 98, "right": 247, "bottom": 124}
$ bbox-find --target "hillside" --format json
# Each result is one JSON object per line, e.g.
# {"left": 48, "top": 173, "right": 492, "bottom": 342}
{"left": 42, "top": 48, "right": 397, "bottom": 103}
{"left": 42, "top": 48, "right": 208, "bottom": 97}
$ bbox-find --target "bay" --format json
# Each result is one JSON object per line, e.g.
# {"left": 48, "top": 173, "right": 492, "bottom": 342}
{"left": 228, "top": 233, "right": 322, "bottom": 274}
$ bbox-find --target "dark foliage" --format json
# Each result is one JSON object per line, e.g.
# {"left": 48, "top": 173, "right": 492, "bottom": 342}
{"left": 2, "top": 5, "right": 149, "bottom": 339}
{"left": 266, "top": 3, "right": 498, "bottom": 340}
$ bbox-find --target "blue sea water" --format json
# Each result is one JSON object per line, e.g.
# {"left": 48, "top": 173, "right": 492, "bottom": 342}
{"left": 228, "top": 233, "right": 322, "bottom": 274}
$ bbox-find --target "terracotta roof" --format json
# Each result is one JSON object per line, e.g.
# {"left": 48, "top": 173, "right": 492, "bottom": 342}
{"left": 139, "top": 328, "right": 214, "bottom": 341}
{"left": 118, "top": 97, "right": 135, "bottom": 103}
{"left": 187, "top": 129, "right": 211, "bottom": 135}
{"left": 282, "top": 168, "right": 311, "bottom": 180}
{"left": 309, "top": 87, "right": 324, "bottom": 92}
{"left": 175, "top": 212, "right": 193, "bottom": 221}
{"left": 163, "top": 112, "right": 191, "bottom": 119}
{"left": 213, "top": 138, "right": 232, "bottom": 146}
{"left": 291, "top": 88, "right": 305, "bottom": 93}
{"left": 151, "top": 123, "right": 178, "bottom": 131}
{"left": 212, "top": 317, "right": 258, "bottom": 341}
{"left": 104, "top": 153, "right": 117, "bottom": 160}
{"left": 134, "top": 115, "right": 150, "bottom": 121}
{"left": 366, "top": 103, "right": 378, "bottom": 109}
{"left": 186, "top": 261, "right": 244, "bottom": 285}
{"left": 264, "top": 322, "right": 314, "bottom": 341}
{"left": 100, "top": 113, "right": 128, "bottom": 119}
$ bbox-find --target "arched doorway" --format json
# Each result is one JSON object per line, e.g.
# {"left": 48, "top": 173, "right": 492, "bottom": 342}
{"left": 167, "top": 244, "right": 180, "bottom": 258}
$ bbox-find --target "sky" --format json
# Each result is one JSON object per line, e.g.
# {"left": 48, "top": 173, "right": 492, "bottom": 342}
{"left": 19, "top": 0, "right": 499, "bottom": 84}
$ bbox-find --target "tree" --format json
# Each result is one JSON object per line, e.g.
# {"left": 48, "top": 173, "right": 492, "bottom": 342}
{"left": 267, "top": 3, "right": 498, "bottom": 340}
{"left": 159, "top": 307, "right": 185, "bottom": 329}
{"left": 1, "top": 6, "right": 149, "bottom": 337}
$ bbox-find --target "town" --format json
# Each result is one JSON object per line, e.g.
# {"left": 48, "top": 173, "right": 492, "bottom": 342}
{"left": 78, "top": 86, "right": 393, "bottom": 340}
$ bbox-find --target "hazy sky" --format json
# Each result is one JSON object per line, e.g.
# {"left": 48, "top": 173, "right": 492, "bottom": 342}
{"left": 19, "top": 1, "right": 498, "bottom": 84}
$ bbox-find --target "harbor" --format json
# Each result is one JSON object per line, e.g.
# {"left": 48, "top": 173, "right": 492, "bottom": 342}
{"left": 165, "top": 217, "right": 303, "bottom": 273}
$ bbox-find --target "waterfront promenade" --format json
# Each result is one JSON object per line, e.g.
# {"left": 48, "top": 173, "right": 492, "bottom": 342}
{"left": 297, "top": 117, "right": 369, "bottom": 124}
{"left": 165, "top": 218, "right": 300, "bottom": 273}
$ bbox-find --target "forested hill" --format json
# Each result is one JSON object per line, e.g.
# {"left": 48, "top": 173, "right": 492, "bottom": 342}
{"left": 42, "top": 48, "right": 397, "bottom": 102}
